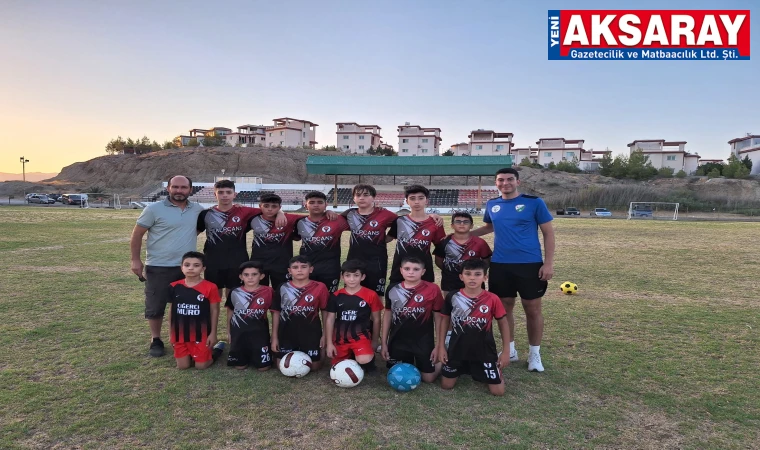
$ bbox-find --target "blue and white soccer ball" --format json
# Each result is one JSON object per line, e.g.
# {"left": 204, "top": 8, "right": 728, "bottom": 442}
{"left": 387, "top": 363, "right": 421, "bottom": 392}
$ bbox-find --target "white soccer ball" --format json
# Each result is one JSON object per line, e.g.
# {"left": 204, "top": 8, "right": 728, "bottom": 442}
{"left": 278, "top": 351, "right": 313, "bottom": 378}
{"left": 330, "top": 359, "right": 364, "bottom": 388}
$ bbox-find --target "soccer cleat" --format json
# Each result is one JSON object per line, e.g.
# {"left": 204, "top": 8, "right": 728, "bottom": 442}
{"left": 509, "top": 348, "right": 519, "bottom": 362}
{"left": 149, "top": 339, "right": 165, "bottom": 357}
{"left": 212, "top": 341, "right": 226, "bottom": 358}
{"left": 527, "top": 352, "right": 544, "bottom": 372}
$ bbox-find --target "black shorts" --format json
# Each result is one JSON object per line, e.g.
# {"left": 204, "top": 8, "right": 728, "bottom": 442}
{"left": 441, "top": 359, "right": 503, "bottom": 385}
{"left": 488, "top": 262, "right": 548, "bottom": 300}
{"left": 360, "top": 259, "right": 388, "bottom": 296}
{"left": 386, "top": 344, "right": 436, "bottom": 373}
{"left": 227, "top": 332, "right": 273, "bottom": 368}
{"left": 311, "top": 270, "right": 341, "bottom": 293}
{"left": 144, "top": 265, "right": 184, "bottom": 319}
{"left": 277, "top": 344, "right": 321, "bottom": 362}
{"left": 261, "top": 270, "right": 289, "bottom": 291}
{"left": 204, "top": 267, "right": 242, "bottom": 290}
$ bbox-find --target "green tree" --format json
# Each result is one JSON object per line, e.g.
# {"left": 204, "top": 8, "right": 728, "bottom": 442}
{"left": 441, "top": 149, "right": 454, "bottom": 156}
{"left": 741, "top": 154, "right": 753, "bottom": 172}
{"left": 657, "top": 167, "right": 675, "bottom": 178}
{"left": 105, "top": 136, "right": 126, "bottom": 155}
{"left": 547, "top": 161, "right": 557, "bottom": 170}
{"left": 186, "top": 138, "right": 200, "bottom": 147}
{"left": 675, "top": 169, "right": 687, "bottom": 178}
{"left": 519, "top": 157, "right": 534, "bottom": 167}
{"left": 627, "top": 149, "right": 658, "bottom": 180}
{"left": 555, "top": 158, "right": 581, "bottom": 173}
{"left": 598, "top": 153, "right": 614, "bottom": 176}
{"left": 707, "top": 168, "right": 721, "bottom": 178}
{"left": 163, "top": 140, "right": 178, "bottom": 150}
{"left": 723, "top": 154, "right": 751, "bottom": 179}
{"left": 696, "top": 162, "right": 723, "bottom": 176}
{"left": 201, "top": 132, "right": 226, "bottom": 147}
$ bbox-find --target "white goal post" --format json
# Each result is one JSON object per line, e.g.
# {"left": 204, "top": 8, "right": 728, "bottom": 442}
{"left": 628, "top": 202, "right": 679, "bottom": 220}
{"left": 79, "top": 193, "right": 122, "bottom": 210}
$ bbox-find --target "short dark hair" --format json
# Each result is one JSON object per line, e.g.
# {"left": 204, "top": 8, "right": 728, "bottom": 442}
{"left": 404, "top": 184, "right": 429, "bottom": 199}
{"left": 305, "top": 191, "right": 327, "bottom": 201}
{"left": 288, "top": 255, "right": 311, "bottom": 267}
{"left": 239, "top": 260, "right": 264, "bottom": 275}
{"left": 181, "top": 251, "right": 205, "bottom": 266}
{"left": 341, "top": 259, "right": 367, "bottom": 275}
{"left": 496, "top": 167, "right": 519, "bottom": 180}
{"left": 452, "top": 212, "right": 473, "bottom": 223}
{"left": 214, "top": 179, "right": 235, "bottom": 190}
{"left": 168, "top": 175, "right": 193, "bottom": 189}
{"left": 352, "top": 184, "right": 376, "bottom": 198}
{"left": 260, "top": 193, "right": 282, "bottom": 204}
{"left": 461, "top": 258, "right": 489, "bottom": 274}
{"left": 400, "top": 256, "right": 425, "bottom": 268}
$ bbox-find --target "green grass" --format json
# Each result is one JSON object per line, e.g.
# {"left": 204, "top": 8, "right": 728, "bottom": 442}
{"left": 1, "top": 207, "right": 758, "bottom": 449}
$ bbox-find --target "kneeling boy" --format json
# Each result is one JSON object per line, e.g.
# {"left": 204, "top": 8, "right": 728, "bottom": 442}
{"left": 324, "top": 260, "right": 383, "bottom": 372}
{"left": 168, "top": 251, "right": 223, "bottom": 370}
{"left": 225, "top": 261, "right": 275, "bottom": 371}
{"left": 381, "top": 256, "right": 444, "bottom": 383}
{"left": 438, "top": 259, "right": 510, "bottom": 396}
{"left": 271, "top": 256, "right": 330, "bottom": 371}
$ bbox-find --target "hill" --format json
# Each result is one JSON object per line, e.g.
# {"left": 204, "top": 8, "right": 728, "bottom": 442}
{"left": 0, "top": 172, "right": 58, "bottom": 182}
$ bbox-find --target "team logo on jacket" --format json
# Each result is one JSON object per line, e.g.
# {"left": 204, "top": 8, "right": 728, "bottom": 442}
{"left": 305, "top": 295, "right": 314, "bottom": 303}
{"left": 256, "top": 298, "right": 265, "bottom": 305}
{"left": 197, "top": 294, "right": 205, "bottom": 302}
{"left": 491, "top": 205, "right": 501, "bottom": 213}
{"left": 359, "top": 301, "right": 367, "bottom": 307}
{"left": 232, "top": 216, "right": 241, "bottom": 223}
{"left": 421, "top": 229, "right": 430, "bottom": 236}
{"left": 414, "top": 294, "right": 424, "bottom": 303}
{"left": 468, "top": 250, "right": 476, "bottom": 256}
{"left": 479, "top": 305, "right": 489, "bottom": 313}
{"left": 516, "top": 204, "right": 525, "bottom": 212}
{"left": 322, "top": 226, "right": 331, "bottom": 233}
{"left": 369, "top": 220, "right": 378, "bottom": 227}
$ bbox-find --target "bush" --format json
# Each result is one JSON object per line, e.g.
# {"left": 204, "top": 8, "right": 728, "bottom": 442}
{"left": 555, "top": 159, "right": 581, "bottom": 173}
{"left": 657, "top": 167, "right": 675, "bottom": 178}
{"left": 675, "top": 170, "right": 687, "bottom": 178}
{"left": 547, "top": 162, "right": 557, "bottom": 170}
{"left": 707, "top": 168, "right": 721, "bottom": 178}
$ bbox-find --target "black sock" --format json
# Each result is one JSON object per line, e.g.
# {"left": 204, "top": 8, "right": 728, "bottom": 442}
{"left": 152, "top": 337, "right": 163, "bottom": 343}
{"left": 360, "top": 357, "right": 377, "bottom": 373}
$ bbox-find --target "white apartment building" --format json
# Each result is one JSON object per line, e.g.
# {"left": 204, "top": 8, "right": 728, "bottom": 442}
{"left": 266, "top": 117, "right": 318, "bottom": 148}
{"left": 469, "top": 130, "right": 514, "bottom": 156}
{"left": 627, "top": 139, "right": 700, "bottom": 174}
{"left": 176, "top": 127, "right": 231, "bottom": 146}
{"left": 510, "top": 147, "right": 538, "bottom": 164}
{"left": 449, "top": 143, "right": 470, "bottom": 156}
{"left": 533, "top": 138, "right": 611, "bottom": 171}
{"left": 397, "top": 124, "right": 441, "bottom": 156}
{"left": 225, "top": 125, "right": 267, "bottom": 146}
{"left": 336, "top": 123, "right": 382, "bottom": 154}
{"left": 728, "top": 134, "right": 760, "bottom": 175}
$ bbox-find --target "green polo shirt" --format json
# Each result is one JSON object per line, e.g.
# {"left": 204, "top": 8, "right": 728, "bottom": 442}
{"left": 136, "top": 199, "right": 203, "bottom": 267}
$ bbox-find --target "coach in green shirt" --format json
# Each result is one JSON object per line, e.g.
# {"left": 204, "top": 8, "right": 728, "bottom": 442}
{"left": 131, "top": 175, "right": 203, "bottom": 357}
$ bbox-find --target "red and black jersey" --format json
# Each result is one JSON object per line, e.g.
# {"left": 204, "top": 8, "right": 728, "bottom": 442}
{"left": 296, "top": 215, "right": 350, "bottom": 273}
{"left": 249, "top": 213, "right": 302, "bottom": 273}
{"left": 198, "top": 206, "right": 261, "bottom": 269}
{"left": 388, "top": 216, "right": 446, "bottom": 283}
{"left": 441, "top": 290, "right": 506, "bottom": 361}
{"left": 225, "top": 285, "right": 274, "bottom": 335}
{"left": 327, "top": 287, "right": 383, "bottom": 345}
{"left": 384, "top": 280, "right": 444, "bottom": 352}
{"left": 345, "top": 207, "right": 398, "bottom": 262}
{"left": 433, "top": 236, "right": 493, "bottom": 290}
{"left": 168, "top": 279, "right": 221, "bottom": 344}
{"left": 271, "top": 280, "right": 329, "bottom": 343}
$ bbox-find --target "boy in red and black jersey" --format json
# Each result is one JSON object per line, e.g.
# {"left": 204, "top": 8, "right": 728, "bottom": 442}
{"left": 249, "top": 193, "right": 303, "bottom": 290}
{"left": 388, "top": 185, "right": 446, "bottom": 285}
{"left": 344, "top": 184, "right": 399, "bottom": 296}
{"left": 197, "top": 180, "right": 286, "bottom": 298}
{"left": 225, "top": 261, "right": 275, "bottom": 371}
{"left": 381, "top": 256, "right": 444, "bottom": 383}
{"left": 434, "top": 212, "right": 492, "bottom": 295}
{"left": 271, "top": 256, "right": 330, "bottom": 371}
{"left": 168, "top": 251, "right": 223, "bottom": 370}
{"left": 438, "top": 259, "right": 511, "bottom": 396}
{"left": 296, "top": 191, "right": 350, "bottom": 293}
{"left": 325, "top": 260, "right": 383, "bottom": 372}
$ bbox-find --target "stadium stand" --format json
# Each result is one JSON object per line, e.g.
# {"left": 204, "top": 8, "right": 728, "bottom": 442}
{"left": 326, "top": 188, "right": 353, "bottom": 204}
{"left": 155, "top": 186, "right": 203, "bottom": 198}
{"left": 234, "top": 190, "right": 275, "bottom": 203}
{"left": 429, "top": 189, "right": 459, "bottom": 207}
{"left": 457, "top": 189, "right": 498, "bottom": 207}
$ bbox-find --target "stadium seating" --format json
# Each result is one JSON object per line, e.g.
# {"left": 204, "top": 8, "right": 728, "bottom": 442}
{"left": 375, "top": 192, "right": 405, "bottom": 207}
{"left": 429, "top": 189, "right": 459, "bottom": 207}
{"left": 235, "top": 190, "right": 275, "bottom": 203}
{"left": 326, "top": 188, "right": 352, "bottom": 204}
{"left": 457, "top": 189, "right": 498, "bottom": 207}
{"left": 154, "top": 186, "right": 203, "bottom": 199}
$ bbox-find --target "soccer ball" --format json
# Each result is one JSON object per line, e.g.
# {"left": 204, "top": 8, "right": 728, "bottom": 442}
{"left": 387, "top": 363, "right": 421, "bottom": 392}
{"left": 278, "top": 351, "right": 313, "bottom": 378}
{"left": 330, "top": 360, "right": 364, "bottom": 388}
{"left": 560, "top": 281, "right": 578, "bottom": 295}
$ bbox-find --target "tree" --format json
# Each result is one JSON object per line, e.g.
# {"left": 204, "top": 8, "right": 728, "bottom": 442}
{"left": 105, "top": 136, "right": 126, "bottom": 155}
{"left": 519, "top": 157, "right": 534, "bottom": 167}
{"left": 186, "top": 138, "right": 200, "bottom": 147}
{"left": 657, "top": 167, "right": 675, "bottom": 178}
{"left": 163, "top": 140, "right": 179, "bottom": 150}
{"left": 598, "top": 153, "right": 614, "bottom": 176}
{"left": 320, "top": 145, "right": 338, "bottom": 152}
{"left": 626, "top": 149, "right": 658, "bottom": 180}
{"left": 707, "top": 168, "right": 721, "bottom": 178}
{"left": 441, "top": 149, "right": 454, "bottom": 156}
{"left": 555, "top": 158, "right": 581, "bottom": 173}
{"left": 696, "top": 162, "right": 723, "bottom": 176}
{"left": 675, "top": 169, "right": 687, "bottom": 178}
{"left": 547, "top": 161, "right": 557, "bottom": 170}
{"left": 723, "top": 154, "right": 751, "bottom": 179}
{"left": 741, "top": 154, "right": 753, "bottom": 172}
{"left": 201, "top": 132, "right": 226, "bottom": 147}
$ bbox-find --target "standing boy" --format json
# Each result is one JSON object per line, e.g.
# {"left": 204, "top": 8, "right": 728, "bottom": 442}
{"left": 296, "top": 191, "right": 350, "bottom": 293}
{"left": 270, "top": 256, "right": 330, "bottom": 371}
{"left": 387, "top": 185, "right": 446, "bottom": 285}
{"left": 225, "top": 261, "right": 275, "bottom": 371}
{"left": 381, "top": 256, "right": 444, "bottom": 383}
{"left": 249, "top": 194, "right": 302, "bottom": 290}
{"left": 434, "top": 212, "right": 492, "bottom": 295}
{"left": 167, "top": 251, "right": 224, "bottom": 370}
{"left": 324, "top": 260, "right": 383, "bottom": 372}
{"left": 438, "top": 259, "right": 510, "bottom": 396}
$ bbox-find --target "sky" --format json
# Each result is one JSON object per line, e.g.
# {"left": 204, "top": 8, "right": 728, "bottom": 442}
{"left": 1, "top": 0, "right": 758, "bottom": 174}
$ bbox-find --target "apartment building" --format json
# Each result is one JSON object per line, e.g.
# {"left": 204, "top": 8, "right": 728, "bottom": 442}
{"left": 266, "top": 117, "right": 318, "bottom": 148}
{"left": 397, "top": 124, "right": 441, "bottom": 156}
{"left": 336, "top": 123, "right": 382, "bottom": 154}
{"left": 627, "top": 139, "right": 700, "bottom": 174}
{"left": 175, "top": 127, "right": 231, "bottom": 146}
{"left": 469, "top": 130, "right": 514, "bottom": 156}
{"left": 449, "top": 143, "right": 470, "bottom": 156}
{"left": 533, "top": 138, "right": 611, "bottom": 171}
{"left": 728, "top": 134, "right": 760, "bottom": 175}
{"left": 225, "top": 125, "right": 268, "bottom": 146}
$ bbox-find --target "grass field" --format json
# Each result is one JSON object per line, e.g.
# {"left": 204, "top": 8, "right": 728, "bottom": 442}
{"left": 1, "top": 206, "right": 758, "bottom": 449}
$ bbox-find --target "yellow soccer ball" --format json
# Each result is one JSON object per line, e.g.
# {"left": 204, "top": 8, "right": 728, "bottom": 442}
{"left": 560, "top": 281, "right": 578, "bottom": 295}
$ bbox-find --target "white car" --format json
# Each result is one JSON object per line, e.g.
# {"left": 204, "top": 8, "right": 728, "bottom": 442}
{"left": 590, "top": 207, "right": 612, "bottom": 217}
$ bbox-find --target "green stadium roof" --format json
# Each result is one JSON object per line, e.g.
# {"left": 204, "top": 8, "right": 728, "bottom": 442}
{"left": 306, "top": 155, "right": 513, "bottom": 176}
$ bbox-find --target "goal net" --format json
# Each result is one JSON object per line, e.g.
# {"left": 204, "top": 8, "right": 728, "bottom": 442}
{"left": 627, "top": 202, "right": 679, "bottom": 220}
{"left": 79, "top": 193, "right": 122, "bottom": 210}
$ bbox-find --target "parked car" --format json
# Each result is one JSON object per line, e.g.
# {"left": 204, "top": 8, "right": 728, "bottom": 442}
{"left": 631, "top": 205, "right": 653, "bottom": 217}
{"left": 47, "top": 193, "right": 62, "bottom": 202}
{"left": 556, "top": 207, "right": 581, "bottom": 216}
{"left": 61, "top": 194, "right": 88, "bottom": 205}
{"left": 590, "top": 207, "right": 612, "bottom": 217}
{"left": 27, "top": 194, "right": 55, "bottom": 204}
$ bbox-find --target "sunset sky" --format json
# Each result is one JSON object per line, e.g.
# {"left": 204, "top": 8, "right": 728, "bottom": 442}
{"left": 1, "top": 0, "right": 757, "bottom": 174}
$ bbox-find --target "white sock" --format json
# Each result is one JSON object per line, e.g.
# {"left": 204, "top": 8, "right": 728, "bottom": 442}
{"left": 509, "top": 341, "right": 516, "bottom": 353}
{"left": 529, "top": 345, "right": 540, "bottom": 355}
